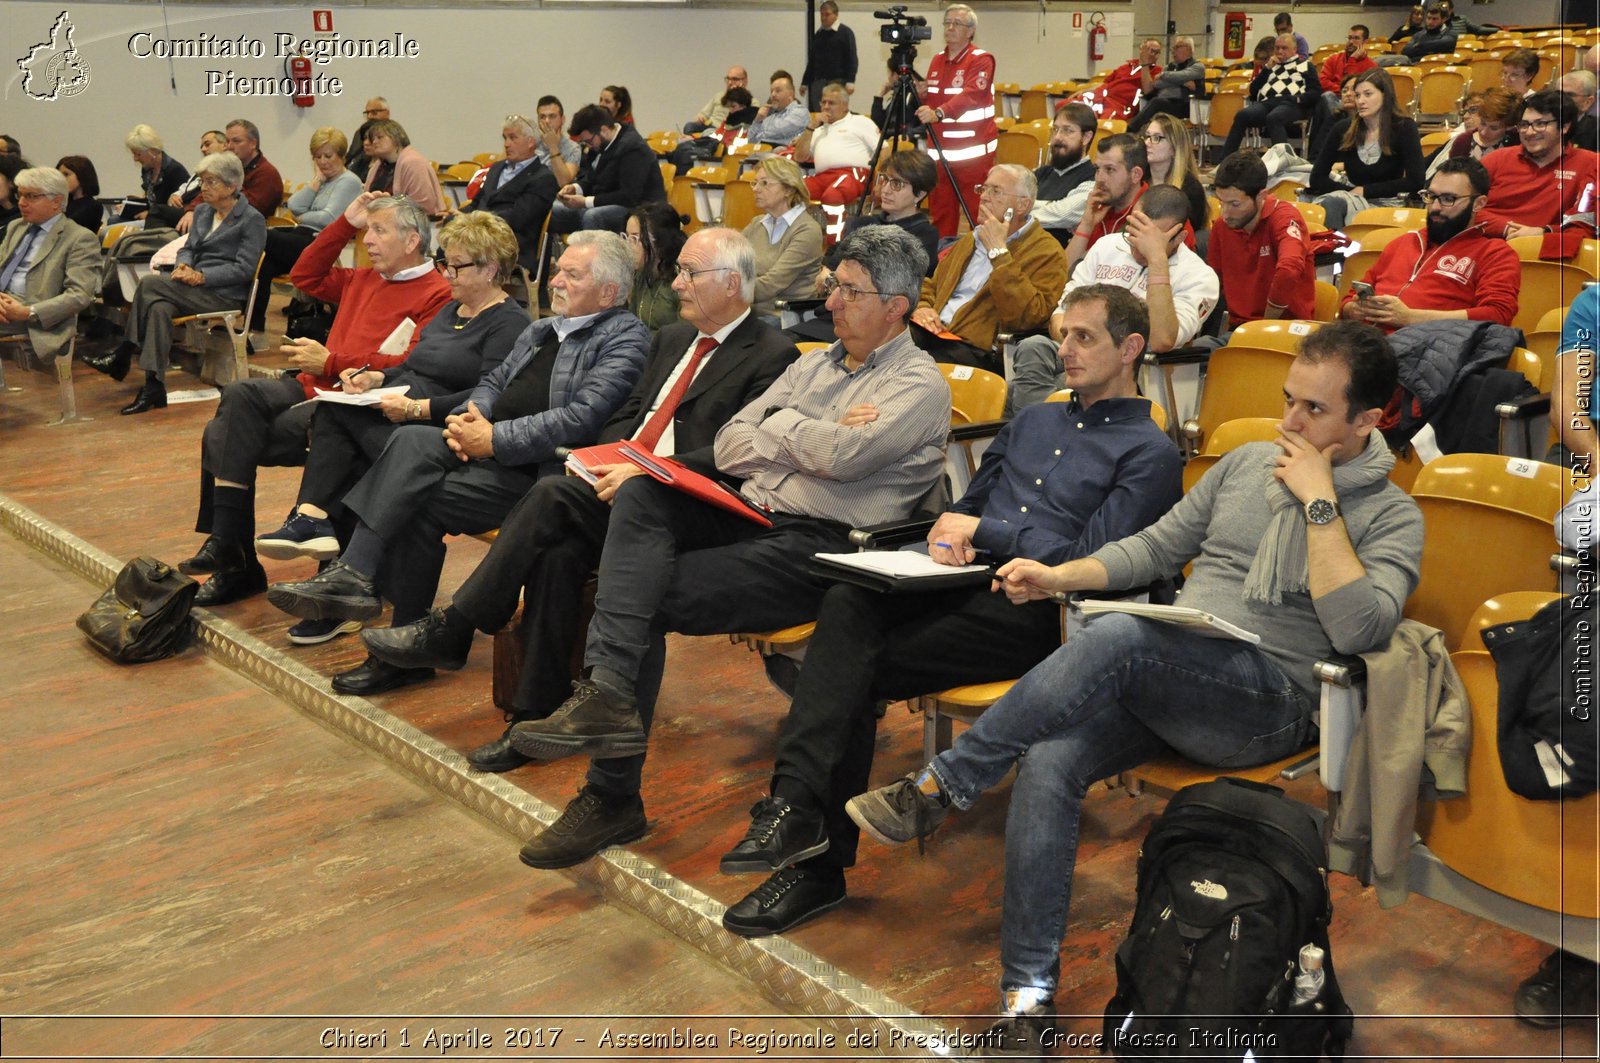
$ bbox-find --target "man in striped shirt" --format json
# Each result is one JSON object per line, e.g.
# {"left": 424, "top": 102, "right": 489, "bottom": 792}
{"left": 507, "top": 226, "right": 953, "bottom": 870}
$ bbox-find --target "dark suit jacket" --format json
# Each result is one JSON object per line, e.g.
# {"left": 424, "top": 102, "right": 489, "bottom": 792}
{"left": 1572, "top": 114, "right": 1599, "bottom": 156}
{"left": 0, "top": 214, "right": 101, "bottom": 361}
{"left": 179, "top": 200, "right": 268, "bottom": 304}
{"left": 465, "top": 158, "right": 558, "bottom": 271}
{"left": 598, "top": 313, "right": 799, "bottom": 471}
{"left": 579, "top": 124, "right": 668, "bottom": 210}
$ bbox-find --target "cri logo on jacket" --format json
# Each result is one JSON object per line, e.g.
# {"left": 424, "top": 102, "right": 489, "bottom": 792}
{"left": 1433, "top": 254, "right": 1478, "bottom": 285}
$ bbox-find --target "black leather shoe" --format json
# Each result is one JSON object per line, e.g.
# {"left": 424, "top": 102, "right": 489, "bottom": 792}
{"left": 466, "top": 725, "right": 534, "bottom": 773}
{"left": 119, "top": 379, "right": 167, "bottom": 415}
{"left": 722, "top": 866, "right": 845, "bottom": 937}
{"left": 194, "top": 559, "right": 267, "bottom": 606}
{"left": 84, "top": 340, "right": 136, "bottom": 382}
{"left": 1515, "top": 949, "right": 1599, "bottom": 1028}
{"left": 267, "top": 558, "right": 382, "bottom": 621}
{"left": 330, "top": 654, "right": 435, "bottom": 696}
{"left": 720, "top": 796, "right": 829, "bottom": 874}
{"left": 361, "top": 607, "right": 473, "bottom": 671}
{"left": 518, "top": 786, "right": 646, "bottom": 869}
{"left": 180, "top": 534, "right": 245, "bottom": 576}
{"left": 508, "top": 679, "right": 645, "bottom": 762}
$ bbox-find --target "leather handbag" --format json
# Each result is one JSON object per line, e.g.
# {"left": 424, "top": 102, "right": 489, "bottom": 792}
{"left": 76, "top": 557, "right": 198, "bottom": 664}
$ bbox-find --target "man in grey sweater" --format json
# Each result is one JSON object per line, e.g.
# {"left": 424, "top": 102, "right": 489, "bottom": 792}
{"left": 1127, "top": 36, "right": 1206, "bottom": 134}
{"left": 845, "top": 320, "right": 1424, "bottom": 1056}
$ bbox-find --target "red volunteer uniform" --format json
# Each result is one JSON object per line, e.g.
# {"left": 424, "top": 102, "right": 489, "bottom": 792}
{"left": 1340, "top": 225, "right": 1522, "bottom": 331}
{"left": 924, "top": 43, "right": 999, "bottom": 237}
{"left": 1207, "top": 196, "right": 1315, "bottom": 326}
{"left": 1478, "top": 144, "right": 1600, "bottom": 236}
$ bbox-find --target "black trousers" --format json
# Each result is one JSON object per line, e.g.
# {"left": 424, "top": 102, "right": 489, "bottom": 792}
{"left": 250, "top": 227, "right": 318, "bottom": 330}
{"left": 295, "top": 402, "right": 407, "bottom": 513}
{"left": 772, "top": 582, "right": 1062, "bottom": 868}
{"left": 196, "top": 375, "right": 314, "bottom": 537}
{"left": 909, "top": 322, "right": 1001, "bottom": 373}
{"left": 449, "top": 475, "right": 614, "bottom": 721}
{"left": 582, "top": 477, "right": 850, "bottom": 798}
{"left": 342, "top": 425, "right": 541, "bottom": 627}
{"left": 1127, "top": 96, "right": 1191, "bottom": 133}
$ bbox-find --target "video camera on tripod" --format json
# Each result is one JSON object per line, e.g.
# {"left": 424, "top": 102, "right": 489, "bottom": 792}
{"left": 875, "top": 5, "right": 930, "bottom": 72}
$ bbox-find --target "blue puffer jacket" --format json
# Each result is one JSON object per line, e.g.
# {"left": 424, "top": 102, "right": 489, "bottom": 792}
{"left": 459, "top": 306, "right": 650, "bottom": 475}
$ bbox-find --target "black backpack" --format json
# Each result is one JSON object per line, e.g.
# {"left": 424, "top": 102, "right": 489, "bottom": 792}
{"left": 1103, "top": 777, "right": 1354, "bottom": 1061}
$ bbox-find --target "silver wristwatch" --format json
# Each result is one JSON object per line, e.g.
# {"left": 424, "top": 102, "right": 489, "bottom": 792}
{"left": 1305, "top": 498, "right": 1340, "bottom": 525}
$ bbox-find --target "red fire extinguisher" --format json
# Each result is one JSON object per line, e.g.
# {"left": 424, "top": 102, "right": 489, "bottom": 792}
{"left": 1223, "top": 12, "right": 1249, "bottom": 60}
{"left": 288, "top": 53, "right": 315, "bottom": 108}
{"left": 1088, "top": 13, "right": 1108, "bottom": 64}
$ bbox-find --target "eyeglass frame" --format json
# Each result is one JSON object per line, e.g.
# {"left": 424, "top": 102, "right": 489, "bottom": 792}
{"left": 1516, "top": 117, "right": 1557, "bottom": 133}
{"left": 1418, "top": 190, "right": 1476, "bottom": 208}
{"left": 434, "top": 257, "right": 485, "bottom": 278}
{"left": 674, "top": 264, "right": 735, "bottom": 283}
{"left": 821, "top": 275, "right": 884, "bottom": 302}
{"left": 974, "top": 183, "right": 1029, "bottom": 198}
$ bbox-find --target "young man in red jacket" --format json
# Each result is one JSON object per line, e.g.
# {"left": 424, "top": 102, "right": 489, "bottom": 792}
{"left": 1479, "top": 89, "right": 1600, "bottom": 239}
{"left": 1207, "top": 151, "right": 1315, "bottom": 328}
{"left": 1340, "top": 158, "right": 1522, "bottom": 331}
{"left": 177, "top": 192, "right": 453, "bottom": 608}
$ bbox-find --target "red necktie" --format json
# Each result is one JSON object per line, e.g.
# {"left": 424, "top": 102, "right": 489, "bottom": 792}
{"left": 633, "top": 335, "right": 717, "bottom": 452}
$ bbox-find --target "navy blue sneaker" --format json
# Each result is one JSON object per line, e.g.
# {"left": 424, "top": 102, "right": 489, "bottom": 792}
{"left": 256, "top": 511, "right": 340, "bottom": 561}
{"left": 287, "top": 617, "right": 363, "bottom": 646}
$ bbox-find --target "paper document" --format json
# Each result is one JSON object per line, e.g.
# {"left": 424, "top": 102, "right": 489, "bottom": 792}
{"left": 813, "top": 550, "right": 991, "bottom": 581}
{"left": 378, "top": 318, "right": 417, "bottom": 356}
{"left": 1074, "top": 600, "right": 1261, "bottom": 643}
{"left": 312, "top": 385, "right": 411, "bottom": 406}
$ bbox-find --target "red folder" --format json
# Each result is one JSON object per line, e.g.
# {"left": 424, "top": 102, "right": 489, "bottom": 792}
{"left": 616, "top": 443, "right": 774, "bottom": 527}
{"left": 564, "top": 441, "right": 633, "bottom": 484}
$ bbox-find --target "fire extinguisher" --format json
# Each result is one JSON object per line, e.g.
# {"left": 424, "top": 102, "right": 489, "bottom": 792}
{"left": 1088, "top": 13, "right": 1107, "bottom": 64}
{"left": 1223, "top": 12, "right": 1249, "bottom": 60}
{"left": 288, "top": 53, "right": 315, "bottom": 108}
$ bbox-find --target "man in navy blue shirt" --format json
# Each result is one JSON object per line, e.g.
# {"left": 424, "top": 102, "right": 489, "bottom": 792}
{"left": 716, "top": 283, "right": 1184, "bottom": 937}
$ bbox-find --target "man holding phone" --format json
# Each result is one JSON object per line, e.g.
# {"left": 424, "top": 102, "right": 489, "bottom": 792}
{"left": 1340, "top": 157, "right": 1521, "bottom": 331}
{"left": 910, "top": 163, "right": 1067, "bottom": 371}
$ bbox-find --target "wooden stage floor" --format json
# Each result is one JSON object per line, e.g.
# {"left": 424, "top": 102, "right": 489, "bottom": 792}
{"left": 1, "top": 340, "right": 1595, "bottom": 1061}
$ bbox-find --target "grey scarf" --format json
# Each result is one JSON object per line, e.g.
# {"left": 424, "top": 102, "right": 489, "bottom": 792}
{"left": 1243, "top": 431, "right": 1394, "bottom": 605}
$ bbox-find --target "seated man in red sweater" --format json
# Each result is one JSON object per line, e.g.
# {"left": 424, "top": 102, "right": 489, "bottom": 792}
{"left": 1479, "top": 89, "right": 1599, "bottom": 239}
{"left": 1072, "top": 38, "right": 1162, "bottom": 122}
{"left": 1207, "top": 151, "right": 1315, "bottom": 328}
{"left": 177, "top": 192, "right": 453, "bottom": 610}
{"left": 1340, "top": 157, "right": 1521, "bottom": 331}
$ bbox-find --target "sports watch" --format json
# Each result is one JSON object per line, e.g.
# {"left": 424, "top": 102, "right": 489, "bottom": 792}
{"left": 1305, "top": 498, "right": 1340, "bottom": 525}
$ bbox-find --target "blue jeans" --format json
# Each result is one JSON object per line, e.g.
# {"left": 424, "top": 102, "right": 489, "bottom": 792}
{"left": 928, "top": 613, "right": 1314, "bottom": 997}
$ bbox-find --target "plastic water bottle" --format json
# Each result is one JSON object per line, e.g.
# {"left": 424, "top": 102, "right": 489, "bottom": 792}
{"left": 1292, "top": 944, "right": 1326, "bottom": 1006}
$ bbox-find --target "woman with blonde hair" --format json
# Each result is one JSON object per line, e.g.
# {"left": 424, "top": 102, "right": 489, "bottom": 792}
{"left": 362, "top": 119, "right": 445, "bottom": 215}
{"left": 122, "top": 123, "right": 187, "bottom": 221}
{"left": 1140, "top": 113, "right": 1209, "bottom": 236}
{"left": 742, "top": 156, "right": 824, "bottom": 320}
{"left": 251, "top": 126, "right": 364, "bottom": 333}
{"left": 1308, "top": 67, "right": 1424, "bottom": 230}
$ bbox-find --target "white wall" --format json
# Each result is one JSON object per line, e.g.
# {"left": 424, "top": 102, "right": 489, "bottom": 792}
{"left": 0, "top": 0, "right": 1571, "bottom": 195}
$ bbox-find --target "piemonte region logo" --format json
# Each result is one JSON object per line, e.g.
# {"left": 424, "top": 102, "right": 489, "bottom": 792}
{"left": 18, "top": 11, "right": 92, "bottom": 101}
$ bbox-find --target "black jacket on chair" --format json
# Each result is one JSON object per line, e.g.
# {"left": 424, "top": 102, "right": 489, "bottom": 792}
{"left": 578, "top": 124, "right": 668, "bottom": 210}
{"left": 601, "top": 314, "right": 801, "bottom": 473}
{"left": 465, "top": 158, "right": 559, "bottom": 272}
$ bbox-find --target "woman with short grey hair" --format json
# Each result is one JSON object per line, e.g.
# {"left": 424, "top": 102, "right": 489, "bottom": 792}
{"left": 89, "top": 149, "right": 267, "bottom": 414}
{"left": 122, "top": 123, "right": 188, "bottom": 221}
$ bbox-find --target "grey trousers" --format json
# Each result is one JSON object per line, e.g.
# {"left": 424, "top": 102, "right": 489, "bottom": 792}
{"left": 126, "top": 273, "right": 239, "bottom": 378}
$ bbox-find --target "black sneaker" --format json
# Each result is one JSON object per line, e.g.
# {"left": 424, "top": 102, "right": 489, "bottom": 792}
{"left": 976, "top": 995, "right": 1059, "bottom": 1058}
{"left": 507, "top": 679, "right": 646, "bottom": 761}
{"left": 256, "top": 510, "right": 340, "bottom": 561}
{"left": 845, "top": 771, "right": 949, "bottom": 850}
{"left": 287, "top": 617, "right": 362, "bottom": 646}
{"left": 720, "top": 796, "right": 829, "bottom": 874}
{"left": 721, "top": 866, "right": 846, "bottom": 938}
{"left": 518, "top": 787, "right": 647, "bottom": 869}
{"left": 1515, "top": 949, "right": 1600, "bottom": 1028}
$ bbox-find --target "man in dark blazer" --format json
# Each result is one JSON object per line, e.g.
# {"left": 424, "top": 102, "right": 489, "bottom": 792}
{"left": 0, "top": 167, "right": 100, "bottom": 367}
{"left": 549, "top": 104, "right": 667, "bottom": 233}
{"left": 359, "top": 227, "right": 800, "bottom": 770}
{"left": 463, "top": 116, "right": 559, "bottom": 273}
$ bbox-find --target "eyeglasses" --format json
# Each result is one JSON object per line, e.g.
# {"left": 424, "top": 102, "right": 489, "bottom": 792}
{"left": 821, "top": 275, "right": 883, "bottom": 302}
{"left": 1141, "top": 133, "right": 1168, "bottom": 144}
{"left": 505, "top": 113, "right": 533, "bottom": 127}
{"left": 1517, "top": 118, "right": 1557, "bottom": 133}
{"left": 197, "top": 176, "right": 229, "bottom": 187}
{"left": 16, "top": 191, "right": 53, "bottom": 202}
{"left": 876, "top": 176, "right": 910, "bottom": 191}
{"left": 624, "top": 232, "right": 644, "bottom": 245}
{"left": 674, "top": 265, "right": 734, "bottom": 283}
{"left": 974, "top": 184, "right": 1028, "bottom": 198}
{"left": 363, "top": 108, "right": 388, "bottom": 117}
{"left": 942, "top": 19, "right": 973, "bottom": 27}
{"left": 725, "top": 74, "right": 747, "bottom": 83}
{"left": 1419, "top": 190, "right": 1471, "bottom": 207}
{"left": 434, "top": 258, "right": 483, "bottom": 278}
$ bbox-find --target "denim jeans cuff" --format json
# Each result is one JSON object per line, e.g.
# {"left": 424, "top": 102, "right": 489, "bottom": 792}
{"left": 928, "top": 760, "right": 975, "bottom": 812}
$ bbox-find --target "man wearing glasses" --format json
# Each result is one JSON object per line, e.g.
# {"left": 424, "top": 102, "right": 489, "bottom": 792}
{"left": 347, "top": 97, "right": 389, "bottom": 179}
{"left": 502, "top": 227, "right": 950, "bottom": 870}
{"left": 911, "top": 163, "right": 1066, "bottom": 371}
{"left": 359, "top": 228, "right": 798, "bottom": 771}
{"left": 917, "top": 3, "right": 1000, "bottom": 237}
{"left": 1341, "top": 157, "right": 1520, "bottom": 331}
{"left": 686, "top": 66, "right": 751, "bottom": 134}
{"left": 1127, "top": 37, "right": 1206, "bottom": 134}
{"left": 1479, "top": 89, "right": 1599, "bottom": 239}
